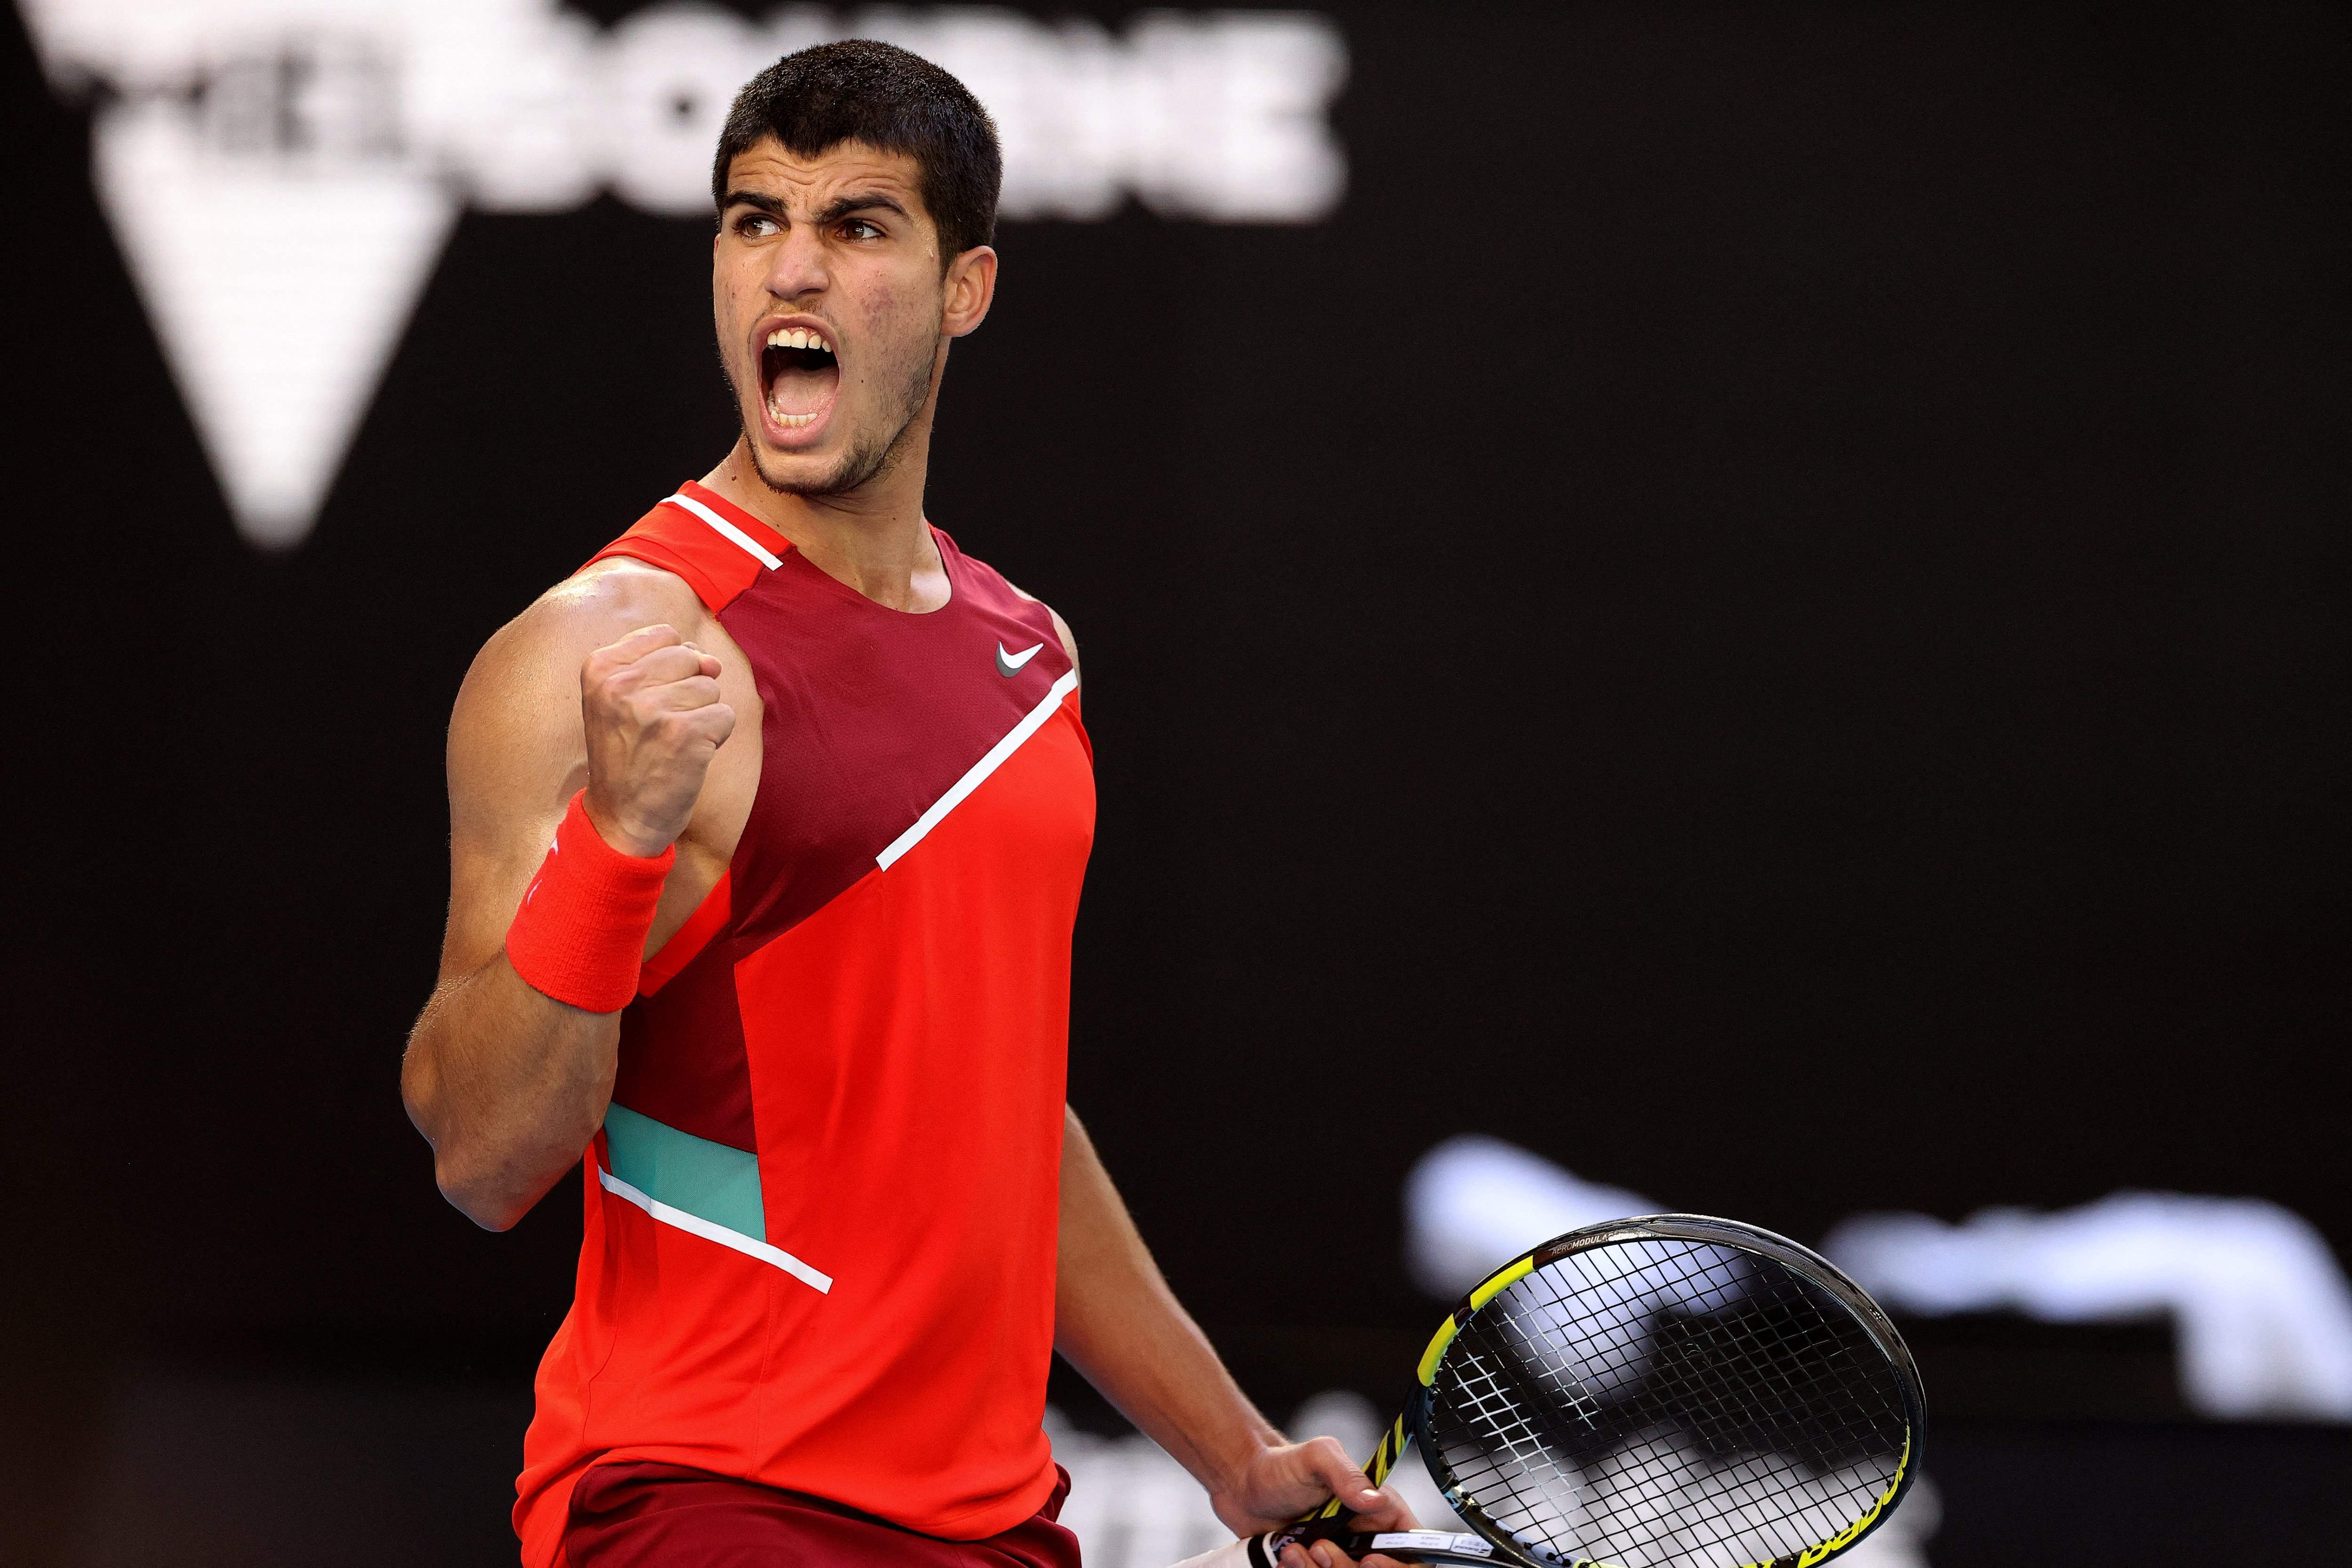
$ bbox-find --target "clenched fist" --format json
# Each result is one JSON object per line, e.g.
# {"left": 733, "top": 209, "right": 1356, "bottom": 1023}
{"left": 579, "top": 624, "right": 735, "bottom": 857}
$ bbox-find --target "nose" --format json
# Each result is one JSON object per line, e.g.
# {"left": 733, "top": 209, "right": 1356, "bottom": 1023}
{"left": 765, "top": 222, "right": 829, "bottom": 301}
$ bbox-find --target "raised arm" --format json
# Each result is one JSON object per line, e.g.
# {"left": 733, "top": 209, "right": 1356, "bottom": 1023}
{"left": 399, "top": 565, "right": 741, "bottom": 1230}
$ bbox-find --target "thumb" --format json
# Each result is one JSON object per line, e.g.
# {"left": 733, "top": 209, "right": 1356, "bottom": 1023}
{"left": 1300, "top": 1436, "right": 1383, "bottom": 1511}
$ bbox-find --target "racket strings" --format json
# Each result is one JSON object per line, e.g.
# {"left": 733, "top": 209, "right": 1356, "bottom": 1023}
{"left": 1523, "top": 1248, "right": 1895, "bottom": 1560}
{"left": 1427, "top": 1239, "right": 1909, "bottom": 1568}
{"left": 1441, "top": 1343, "right": 1588, "bottom": 1519}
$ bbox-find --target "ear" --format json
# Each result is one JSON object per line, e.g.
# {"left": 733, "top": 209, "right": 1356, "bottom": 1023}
{"left": 941, "top": 245, "right": 998, "bottom": 339}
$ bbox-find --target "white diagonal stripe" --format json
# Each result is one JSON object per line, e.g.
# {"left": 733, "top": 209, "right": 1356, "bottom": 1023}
{"left": 661, "top": 492, "right": 784, "bottom": 569}
{"left": 596, "top": 1163, "right": 832, "bottom": 1293}
{"left": 877, "top": 668, "right": 1079, "bottom": 870}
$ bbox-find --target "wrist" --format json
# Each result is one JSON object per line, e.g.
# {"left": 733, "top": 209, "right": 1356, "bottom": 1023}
{"left": 505, "top": 791, "right": 674, "bottom": 1012}
{"left": 580, "top": 787, "right": 675, "bottom": 859}
{"left": 1204, "top": 1421, "right": 1287, "bottom": 1502}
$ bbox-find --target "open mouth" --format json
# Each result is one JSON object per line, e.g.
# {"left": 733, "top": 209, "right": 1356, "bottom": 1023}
{"left": 759, "top": 325, "right": 840, "bottom": 434}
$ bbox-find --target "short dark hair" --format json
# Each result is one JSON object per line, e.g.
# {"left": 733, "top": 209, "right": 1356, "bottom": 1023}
{"left": 712, "top": 40, "right": 1002, "bottom": 259}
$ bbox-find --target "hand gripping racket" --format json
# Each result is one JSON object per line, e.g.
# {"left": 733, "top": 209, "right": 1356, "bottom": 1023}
{"left": 1245, "top": 1215, "right": 1925, "bottom": 1568}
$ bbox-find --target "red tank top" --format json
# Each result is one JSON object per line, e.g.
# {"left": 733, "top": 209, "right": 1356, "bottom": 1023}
{"left": 514, "top": 483, "right": 1096, "bottom": 1566}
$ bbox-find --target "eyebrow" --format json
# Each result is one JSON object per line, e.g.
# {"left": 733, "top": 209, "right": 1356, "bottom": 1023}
{"left": 720, "top": 188, "right": 913, "bottom": 228}
{"left": 816, "top": 191, "right": 910, "bottom": 225}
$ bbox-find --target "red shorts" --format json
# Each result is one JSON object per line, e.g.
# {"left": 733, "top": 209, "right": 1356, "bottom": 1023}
{"left": 562, "top": 1462, "right": 1083, "bottom": 1568}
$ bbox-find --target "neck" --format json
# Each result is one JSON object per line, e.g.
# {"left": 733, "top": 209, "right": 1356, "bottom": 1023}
{"left": 699, "top": 430, "right": 948, "bottom": 613}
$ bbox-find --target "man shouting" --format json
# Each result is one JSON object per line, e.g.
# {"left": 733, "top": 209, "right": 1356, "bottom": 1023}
{"left": 401, "top": 40, "right": 1413, "bottom": 1568}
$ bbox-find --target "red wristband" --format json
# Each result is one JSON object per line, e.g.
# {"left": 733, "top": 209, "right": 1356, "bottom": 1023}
{"left": 504, "top": 791, "right": 675, "bottom": 1013}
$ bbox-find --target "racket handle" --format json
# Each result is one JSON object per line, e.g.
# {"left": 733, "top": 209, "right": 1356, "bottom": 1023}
{"left": 1245, "top": 1527, "right": 1500, "bottom": 1566}
{"left": 1248, "top": 1413, "right": 1439, "bottom": 1564}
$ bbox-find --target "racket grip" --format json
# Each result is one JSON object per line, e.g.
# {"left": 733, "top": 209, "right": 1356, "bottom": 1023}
{"left": 1248, "top": 1414, "right": 1434, "bottom": 1564}
{"left": 1245, "top": 1527, "right": 1499, "bottom": 1566}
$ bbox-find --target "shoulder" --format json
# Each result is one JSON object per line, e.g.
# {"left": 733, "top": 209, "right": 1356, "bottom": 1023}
{"left": 997, "top": 573, "right": 1080, "bottom": 686}
{"left": 942, "top": 532, "right": 1082, "bottom": 687}
{"left": 451, "top": 559, "right": 715, "bottom": 751}
{"left": 1045, "top": 605, "right": 1080, "bottom": 680}
{"left": 530, "top": 557, "right": 715, "bottom": 649}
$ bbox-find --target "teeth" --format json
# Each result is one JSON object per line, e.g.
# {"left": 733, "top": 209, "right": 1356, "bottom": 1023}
{"left": 765, "top": 327, "right": 832, "bottom": 354}
{"left": 765, "top": 390, "right": 819, "bottom": 429}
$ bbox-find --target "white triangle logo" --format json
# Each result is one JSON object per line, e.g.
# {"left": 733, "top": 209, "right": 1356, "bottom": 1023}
{"left": 22, "top": 0, "right": 1349, "bottom": 551}
{"left": 95, "top": 101, "right": 457, "bottom": 549}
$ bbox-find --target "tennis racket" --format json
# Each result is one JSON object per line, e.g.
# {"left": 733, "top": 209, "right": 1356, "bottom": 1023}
{"left": 1245, "top": 1214, "right": 1924, "bottom": 1568}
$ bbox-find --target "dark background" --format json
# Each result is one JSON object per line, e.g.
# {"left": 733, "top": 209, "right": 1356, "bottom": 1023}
{"left": 5, "top": 2, "right": 2345, "bottom": 1564}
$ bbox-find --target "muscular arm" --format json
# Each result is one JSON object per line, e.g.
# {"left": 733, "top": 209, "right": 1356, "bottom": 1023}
{"left": 400, "top": 566, "right": 739, "bottom": 1230}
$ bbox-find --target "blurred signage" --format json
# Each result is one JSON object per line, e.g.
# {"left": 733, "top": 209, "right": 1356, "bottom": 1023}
{"left": 1828, "top": 1196, "right": 2352, "bottom": 1421}
{"left": 20, "top": 0, "right": 1349, "bottom": 547}
{"left": 1409, "top": 1136, "right": 2352, "bottom": 1424}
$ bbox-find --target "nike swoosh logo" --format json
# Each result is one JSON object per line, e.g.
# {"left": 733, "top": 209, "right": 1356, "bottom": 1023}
{"left": 996, "top": 640, "right": 1045, "bottom": 677}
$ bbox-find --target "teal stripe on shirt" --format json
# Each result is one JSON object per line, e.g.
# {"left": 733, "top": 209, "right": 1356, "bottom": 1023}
{"left": 602, "top": 1103, "right": 765, "bottom": 1241}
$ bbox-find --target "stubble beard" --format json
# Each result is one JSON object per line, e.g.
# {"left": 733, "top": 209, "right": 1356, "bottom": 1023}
{"left": 734, "top": 341, "right": 940, "bottom": 500}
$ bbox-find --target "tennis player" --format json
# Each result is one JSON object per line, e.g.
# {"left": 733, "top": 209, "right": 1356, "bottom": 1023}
{"left": 400, "top": 40, "right": 1414, "bottom": 1568}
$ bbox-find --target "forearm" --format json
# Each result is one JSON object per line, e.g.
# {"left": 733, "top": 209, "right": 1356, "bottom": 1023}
{"left": 401, "top": 958, "right": 621, "bottom": 1230}
{"left": 1056, "top": 1109, "right": 1282, "bottom": 1492}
